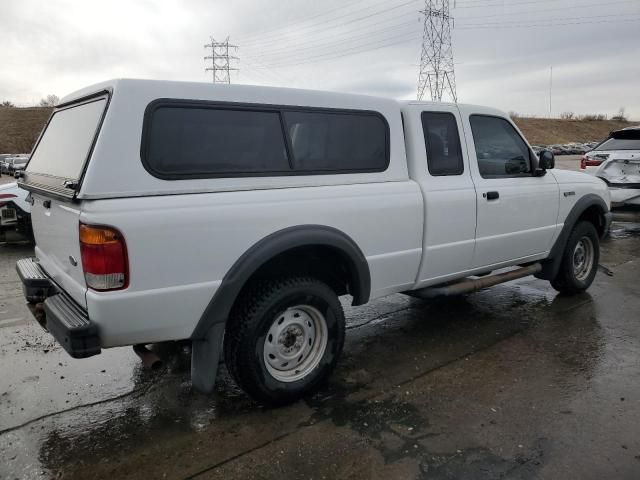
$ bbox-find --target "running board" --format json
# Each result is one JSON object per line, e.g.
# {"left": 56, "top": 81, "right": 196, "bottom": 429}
{"left": 408, "top": 263, "right": 542, "bottom": 299}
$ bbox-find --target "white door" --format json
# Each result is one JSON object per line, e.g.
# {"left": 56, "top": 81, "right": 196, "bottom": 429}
{"left": 404, "top": 104, "right": 477, "bottom": 286}
{"left": 459, "top": 108, "right": 559, "bottom": 269}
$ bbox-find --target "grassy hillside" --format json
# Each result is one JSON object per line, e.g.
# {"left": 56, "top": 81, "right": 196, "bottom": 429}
{"left": 513, "top": 117, "right": 632, "bottom": 146}
{"left": 0, "top": 107, "right": 52, "bottom": 153}
{"left": 0, "top": 106, "right": 635, "bottom": 154}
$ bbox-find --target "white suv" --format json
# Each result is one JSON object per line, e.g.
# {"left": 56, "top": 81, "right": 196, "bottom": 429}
{"left": 581, "top": 126, "right": 640, "bottom": 206}
{"left": 17, "top": 79, "right": 611, "bottom": 404}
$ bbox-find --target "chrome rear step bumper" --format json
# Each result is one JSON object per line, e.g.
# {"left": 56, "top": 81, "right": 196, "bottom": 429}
{"left": 16, "top": 257, "right": 101, "bottom": 358}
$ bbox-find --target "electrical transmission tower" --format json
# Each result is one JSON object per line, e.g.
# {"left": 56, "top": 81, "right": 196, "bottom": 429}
{"left": 417, "top": 0, "right": 457, "bottom": 102}
{"left": 204, "top": 36, "right": 238, "bottom": 84}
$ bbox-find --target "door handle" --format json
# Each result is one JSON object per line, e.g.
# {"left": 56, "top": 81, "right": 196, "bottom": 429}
{"left": 484, "top": 191, "right": 499, "bottom": 200}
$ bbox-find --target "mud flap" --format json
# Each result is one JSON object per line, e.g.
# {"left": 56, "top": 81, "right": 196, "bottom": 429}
{"left": 191, "top": 323, "right": 225, "bottom": 393}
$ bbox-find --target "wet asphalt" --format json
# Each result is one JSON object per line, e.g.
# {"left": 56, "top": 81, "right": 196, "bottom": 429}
{"left": 1, "top": 209, "right": 640, "bottom": 479}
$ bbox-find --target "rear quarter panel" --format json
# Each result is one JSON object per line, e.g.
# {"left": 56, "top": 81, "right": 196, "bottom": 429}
{"left": 83, "top": 182, "right": 423, "bottom": 347}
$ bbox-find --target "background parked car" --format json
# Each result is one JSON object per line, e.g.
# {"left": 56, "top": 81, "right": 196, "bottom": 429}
{"left": 1, "top": 154, "right": 29, "bottom": 176}
{"left": 0, "top": 181, "right": 33, "bottom": 241}
{"left": 581, "top": 126, "right": 640, "bottom": 206}
{"left": 581, "top": 127, "right": 640, "bottom": 173}
{"left": 7, "top": 156, "right": 29, "bottom": 175}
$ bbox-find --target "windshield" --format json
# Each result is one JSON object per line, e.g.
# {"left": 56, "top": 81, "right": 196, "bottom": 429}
{"left": 26, "top": 98, "right": 106, "bottom": 179}
{"left": 595, "top": 137, "right": 640, "bottom": 151}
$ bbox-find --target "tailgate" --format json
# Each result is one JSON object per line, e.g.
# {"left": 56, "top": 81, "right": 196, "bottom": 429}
{"left": 17, "top": 94, "right": 110, "bottom": 309}
{"left": 31, "top": 194, "right": 87, "bottom": 307}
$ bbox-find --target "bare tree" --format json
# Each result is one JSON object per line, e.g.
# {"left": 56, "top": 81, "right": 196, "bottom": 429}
{"left": 39, "top": 94, "right": 60, "bottom": 107}
{"left": 560, "top": 111, "right": 574, "bottom": 120}
{"left": 1, "top": 100, "right": 15, "bottom": 107}
{"left": 611, "top": 107, "right": 627, "bottom": 122}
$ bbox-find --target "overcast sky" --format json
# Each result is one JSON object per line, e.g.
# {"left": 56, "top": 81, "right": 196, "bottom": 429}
{"left": 1, "top": 0, "right": 639, "bottom": 118}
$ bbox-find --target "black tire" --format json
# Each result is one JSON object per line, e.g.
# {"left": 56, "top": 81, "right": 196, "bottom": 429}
{"left": 550, "top": 221, "right": 599, "bottom": 295}
{"left": 224, "top": 276, "right": 345, "bottom": 406}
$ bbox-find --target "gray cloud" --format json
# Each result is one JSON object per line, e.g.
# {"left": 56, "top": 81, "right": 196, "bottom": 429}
{"left": 0, "top": 0, "right": 638, "bottom": 118}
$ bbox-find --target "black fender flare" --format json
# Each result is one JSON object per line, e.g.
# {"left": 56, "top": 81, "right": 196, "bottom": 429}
{"left": 191, "top": 225, "right": 370, "bottom": 340}
{"left": 535, "top": 193, "right": 611, "bottom": 281}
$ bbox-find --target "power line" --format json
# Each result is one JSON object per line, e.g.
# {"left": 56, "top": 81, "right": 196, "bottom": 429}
{"left": 240, "top": 0, "right": 637, "bottom": 65}
{"left": 418, "top": 0, "right": 457, "bottom": 102}
{"left": 239, "top": 0, "right": 420, "bottom": 47}
{"left": 236, "top": 0, "right": 372, "bottom": 43}
{"left": 267, "top": 33, "right": 422, "bottom": 69}
{"left": 241, "top": 54, "right": 291, "bottom": 84}
{"left": 225, "top": 1, "right": 638, "bottom": 82}
{"left": 241, "top": 14, "right": 638, "bottom": 71}
{"left": 457, "top": 14, "right": 640, "bottom": 29}
{"left": 455, "top": 0, "right": 639, "bottom": 19}
{"left": 246, "top": 10, "right": 419, "bottom": 54}
{"left": 248, "top": 18, "right": 420, "bottom": 62}
{"left": 456, "top": 0, "right": 577, "bottom": 8}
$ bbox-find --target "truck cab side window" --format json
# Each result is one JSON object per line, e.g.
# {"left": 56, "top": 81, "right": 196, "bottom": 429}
{"left": 469, "top": 115, "right": 532, "bottom": 178}
{"left": 421, "top": 112, "right": 464, "bottom": 176}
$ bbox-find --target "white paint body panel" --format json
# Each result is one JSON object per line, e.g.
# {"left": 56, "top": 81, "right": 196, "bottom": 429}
{"left": 31, "top": 195, "right": 86, "bottom": 307}
{"left": 25, "top": 80, "right": 610, "bottom": 348}
{"left": 401, "top": 102, "right": 477, "bottom": 285}
{"left": 456, "top": 104, "right": 561, "bottom": 269}
{"left": 81, "top": 182, "right": 423, "bottom": 346}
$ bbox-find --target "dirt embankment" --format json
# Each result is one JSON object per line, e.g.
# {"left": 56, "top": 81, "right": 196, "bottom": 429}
{"left": 0, "top": 107, "right": 52, "bottom": 153}
{"left": 0, "top": 106, "right": 635, "bottom": 154}
{"left": 513, "top": 117, "right": 633, "bottom": 146}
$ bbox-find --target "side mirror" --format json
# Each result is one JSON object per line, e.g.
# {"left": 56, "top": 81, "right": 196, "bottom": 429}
{"left": 538, "top": 150, "right": 555, "bottom": 170}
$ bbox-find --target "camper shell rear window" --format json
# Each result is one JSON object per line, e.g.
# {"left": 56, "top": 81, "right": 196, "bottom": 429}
{"left": 20, "top": 92, "right": 109, "bottom": 199}
{"left": 141, "top": 100, "right": 390, "bottom": 179}
{"left": 26, "top": 95, "right": 108, "bottom": 180}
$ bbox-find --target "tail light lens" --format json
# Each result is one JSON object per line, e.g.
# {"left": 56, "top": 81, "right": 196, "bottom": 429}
{"left": 79, "top": 224, "right": 129, "bottom": 291}
{"left": 0, "top": 193, "right": 17, "bottom": 208}
{"left": 580, "top": 156, "right": 603, "bottom": 169}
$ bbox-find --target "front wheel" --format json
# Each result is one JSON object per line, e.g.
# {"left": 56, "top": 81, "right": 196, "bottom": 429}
{"left": 550, "top": 221, "right": 599, "bottom": 295}
{"left": 224, "top": 276, "right": 345, "bottom": 406}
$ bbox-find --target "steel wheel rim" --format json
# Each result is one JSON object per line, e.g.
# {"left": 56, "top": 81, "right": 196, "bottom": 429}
{"left": 572, "top": 236, "right": 594, "bottom": 281}
{"left": 263, "top": 305, "right": 328, "bottom": 383}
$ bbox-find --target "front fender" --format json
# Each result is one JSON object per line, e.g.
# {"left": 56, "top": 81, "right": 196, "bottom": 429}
{"left": 535, "top": 193, "right": 609, "bottom": 280}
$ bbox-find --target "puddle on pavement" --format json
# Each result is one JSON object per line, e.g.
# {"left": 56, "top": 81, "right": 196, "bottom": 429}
{"left": 608, "top": 221, "right": 640, "bottom": 239}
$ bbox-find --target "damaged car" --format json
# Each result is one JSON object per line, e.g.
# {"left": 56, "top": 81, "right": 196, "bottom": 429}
{"left": 0, "top": 181, "right": 33, "bottom": 241}
{"left": 581, "top": 126, "right": 640, "bottom": 206}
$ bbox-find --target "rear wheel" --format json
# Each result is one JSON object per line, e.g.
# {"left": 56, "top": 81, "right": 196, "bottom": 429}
{"left": 550, "top": 221, "right": 599, "bottom": 295}
{"left": 224, "top": 276, "right": 345, "bottom": 406}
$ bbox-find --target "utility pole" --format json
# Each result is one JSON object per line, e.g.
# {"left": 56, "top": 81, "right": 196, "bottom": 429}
{"left": 548, "top": 65, "right": 553, "bottom": 119}
{"left": 417, "top": 0, "right": 457, "bottom": 102}
{"left": 204, "top": 36, "right": 239, "bottom": 84}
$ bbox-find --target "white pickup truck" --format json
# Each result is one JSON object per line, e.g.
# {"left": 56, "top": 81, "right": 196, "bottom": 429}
{"left": 16, "top": 79, "right": 611, "bottom": 405}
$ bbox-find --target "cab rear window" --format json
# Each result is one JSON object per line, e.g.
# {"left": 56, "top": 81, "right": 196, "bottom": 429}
{"left": 26, "top": 98, "right": 107, "bottom": 180}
